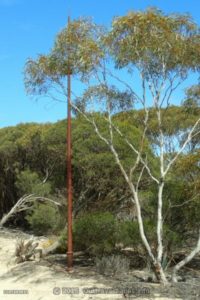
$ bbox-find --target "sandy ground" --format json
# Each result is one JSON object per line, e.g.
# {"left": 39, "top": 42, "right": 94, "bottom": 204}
{"left": 0, "top": 228, "right": 197, "bottom": 300}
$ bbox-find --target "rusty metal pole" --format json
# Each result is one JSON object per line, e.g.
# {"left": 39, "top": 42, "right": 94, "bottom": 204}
{"left": 67, "top": 15, "right": 73, "bottom": 271}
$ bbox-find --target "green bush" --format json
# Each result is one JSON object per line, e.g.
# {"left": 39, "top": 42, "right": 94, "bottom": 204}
{"left": 116, "top": 220, "right": 140, "bottom": 247}
{"left": 74, "top": 212, "right": 117, "bottom": 256}
{"left": 59, "top": 213, "right": 182, "bottom": 265}
{"left": 26, "top": 202, "right": 63, "bottom": 235}
{"left": 15, "top": 169, "right": 52, "bottom": 197}
{"left": 60, "top": 212, "right": 117, "bottom": 256}
{"left": 117, "top": 219, "right": 182, "bottom": 249}
{"left": 58, "top": 228, "right": 68, "bottom": 253}
{"left": 59, "top": 213, "right": 142, "bottom": 256}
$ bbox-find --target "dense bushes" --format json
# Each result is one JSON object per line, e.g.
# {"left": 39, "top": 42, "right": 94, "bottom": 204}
{"left": 0, "top": 108, "right": 199, "bottom": 256}
{"left": 115, "top": 220, "right": 140, "bottom": 248}
{"left": 15, "top": 169, "right": 52, "bottom": 197}
{"left": 73, "top": 212, "right": 117, "bottom": 255}
{"left": 60, "top": 212, "right": 117, "bottom": 256}
{"left": 0, "top": 118, "right": 143, "bottom": 221}
{"left": 26, "top": 202, "right": 63, "bottom": 235}
{"left": 59, "top": 212, "right": 182, "bottom": 265}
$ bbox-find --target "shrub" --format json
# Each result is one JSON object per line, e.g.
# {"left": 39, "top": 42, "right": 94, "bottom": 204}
{"left": 116, "top": 220, "right": 140, "bottom": 248}
{"left": 73, "top": 212, "right": 117, "bottom": 256}
{"left": 15, "top": 169, "right": 52, "bottom": 197}
{"left": 59, "top": 212, "right": 182, "bottom": 268}
{"left": 59, "top": 213, "right": 145, "bottom": 257}
{"left": 95, "top": 254, "right": 130, "bottom": 276}
{"left": 26, "top": 202, "right": 62, "bottom": 235}
{"left": 59, "top": 228, "right": 68, "bottom": 253}
{"left": 116, "top": 219, "right": 181, "bottom": 250}
{"left": 59, "top": 212, "right": 117, "bottom": 256}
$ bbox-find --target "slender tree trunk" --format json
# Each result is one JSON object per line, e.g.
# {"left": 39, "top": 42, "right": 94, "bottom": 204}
{"left": 152, "top": 262, "right": 168, "bottom": 283}
{"left": 157, "top": 181, "right": 164, "bottom": 263}
{"left": 131, "top": 185, "right": 168, "bottom": 284}
{"left": 172, "top": 231, "right": 200, "bottom": 282}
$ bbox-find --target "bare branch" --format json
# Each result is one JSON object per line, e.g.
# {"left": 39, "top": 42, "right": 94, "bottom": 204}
{"left": 136, "top": 164, "right": 145, "bottom": 192}
{"left": 112, "top": 123, "right": 159, "bottom": 184}
{"left": 164, "top": 118, "right": 200, "bottom": 176}
{"left": 0, "top": 195, "right": 62, "bottom": 227}
{"left": 104, "top": 67, "right": 142, "bottom": 103}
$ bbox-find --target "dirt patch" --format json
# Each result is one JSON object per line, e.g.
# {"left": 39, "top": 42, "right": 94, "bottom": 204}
{"left": 0, "top": 228, "right": 200, "bottom": 300}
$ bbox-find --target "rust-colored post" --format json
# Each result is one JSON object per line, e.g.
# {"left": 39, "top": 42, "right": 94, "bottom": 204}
{"left": 67, "top": 15, "right": 73, "bottom": 271}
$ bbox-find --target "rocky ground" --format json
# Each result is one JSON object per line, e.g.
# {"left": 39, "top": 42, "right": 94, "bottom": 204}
{"left": 0, "top": 228, "right": 200, "bottom": 300}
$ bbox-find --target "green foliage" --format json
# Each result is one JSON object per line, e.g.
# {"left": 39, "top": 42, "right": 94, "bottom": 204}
{"left": 59, "top": 215, "right": 125, "bottom": 255}
{"left": 59, "top": 212, "right": 119, "bottom": 256}
{"left": 15, "top": 169, "right": 51, "bottom": 197}
{"left": 116, "top": 220, "right": 140, "bottom": 247}
{"left": 59, "top": 212, "right": 181, "bottom": 259}
{"left": 0, "top": 105, "right": 199, "bottom": 238}
{"left": 165, "top": 150, "right": 200, "bottom": 233}
{"left": 24, "top": 18, "right": 104, "bottom": 96}
{"left": 73, "top": 212, "right": 117, "bottom": 256}
{"left": 72, "top": 115, "right": 147, "bottom": 202}
{"left": 26, "top": 202, "right": 62, "bottom": 235}
{"left": 106, "top": 8, "right": 200, "bottom": 74}
{"left": 52, "top": 18, "right": 104, "bottom": 75}
{"left": 183, "top": 84, "right": 200, "bottom": 109}
{"left": 116, "top": 218, "right": 181, "bottom": 254}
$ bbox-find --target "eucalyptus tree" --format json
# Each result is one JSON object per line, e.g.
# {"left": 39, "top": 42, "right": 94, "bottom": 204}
{"left": 24, "top": 18, "right": 104, "bottom": 100}
{"left": 24, "top": 8, "right": 200, "bottom": 283}
{"left": 103, "top": 8, "right": 200, "bottom": 283}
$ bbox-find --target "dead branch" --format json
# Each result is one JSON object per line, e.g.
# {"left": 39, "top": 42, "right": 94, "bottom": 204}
{"left": 0, "top": 194, "right": 62, "bottom": 227}
{"left": 172, "top": 230, "right": 200, "bottom": 282}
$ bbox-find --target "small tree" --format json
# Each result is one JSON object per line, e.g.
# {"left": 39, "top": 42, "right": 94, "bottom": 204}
{"left": 24, "top": 8, "right": 200, "bottom": 283}
{"left": 15, "top": 169, "right": 52, "bottom": 197}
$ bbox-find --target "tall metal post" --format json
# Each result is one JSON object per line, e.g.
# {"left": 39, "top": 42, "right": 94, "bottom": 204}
{"left": 67, "top": 16, "right": 73, "bottom": 271}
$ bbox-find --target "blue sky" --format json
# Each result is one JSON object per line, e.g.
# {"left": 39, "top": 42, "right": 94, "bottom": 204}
{"left": 0, "top": 0, "right": 199, "bottom": 127}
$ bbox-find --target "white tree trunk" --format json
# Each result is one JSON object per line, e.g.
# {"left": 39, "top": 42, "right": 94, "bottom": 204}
{"left": 157, "top": 182, "right": 164, "bottom": 263}
{"left": 172, "top": 231, "right": 200, "bottom": 282}
{"left": 132, "top": 186, "right": 168, "bottom": 284}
